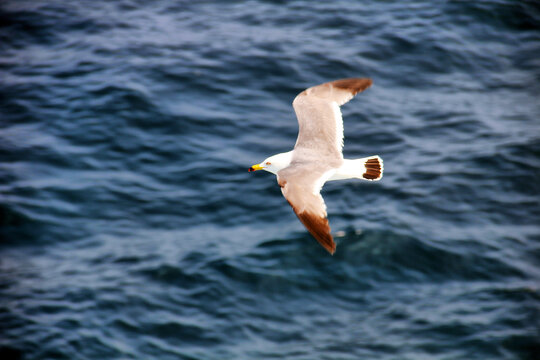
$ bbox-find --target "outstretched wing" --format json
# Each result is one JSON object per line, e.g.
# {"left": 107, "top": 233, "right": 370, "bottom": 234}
{"left": 277, "top": 164, "right": 336, "bottom": 254}
{"left": 292, "top": 78, "right": 372, "bottom": 162}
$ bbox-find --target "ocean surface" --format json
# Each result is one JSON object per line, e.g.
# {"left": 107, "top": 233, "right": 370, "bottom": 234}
{"left": 1, "top": 1, "right": 539, "bottom": 359}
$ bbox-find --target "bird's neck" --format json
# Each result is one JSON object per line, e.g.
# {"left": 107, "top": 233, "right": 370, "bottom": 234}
{"left": 266, "top": 151, "right": 293, "bottom": 174}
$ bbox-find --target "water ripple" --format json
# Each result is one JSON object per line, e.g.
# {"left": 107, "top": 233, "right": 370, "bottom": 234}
{"left": 1, "top": 0, "right": 539, "bottom": 359}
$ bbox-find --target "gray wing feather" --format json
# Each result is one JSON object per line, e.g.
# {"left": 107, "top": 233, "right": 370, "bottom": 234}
{"left": 291, "top": 78, "right": 372, "bottom": 164}
{"left": 277, "top": 165, "right": 336, "bottom": 254}
{"left": 278, "top": 78, "right": 373, "bottom": 254}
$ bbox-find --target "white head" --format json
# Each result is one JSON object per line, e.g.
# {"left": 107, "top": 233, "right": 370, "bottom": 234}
{"left": 249, "top": 151, "right": 293, "bottom": 175}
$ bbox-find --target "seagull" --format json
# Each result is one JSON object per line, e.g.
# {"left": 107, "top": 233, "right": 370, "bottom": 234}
{"left": 249, "top": 78, "right": 383, "bottom": 254}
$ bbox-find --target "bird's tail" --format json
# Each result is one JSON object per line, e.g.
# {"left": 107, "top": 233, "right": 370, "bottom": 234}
{"left": 357, "top": 155, "right": 383, "bottom": 181}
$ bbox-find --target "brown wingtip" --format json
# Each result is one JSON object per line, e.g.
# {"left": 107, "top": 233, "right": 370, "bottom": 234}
{"left": 296, "top": 211, "right": 336, "bottom": 255}
{"left": 327, "top": 241, "right": 336, "bottom": 255}
{"left": 332, "top": 78, "right": 373, "bottom": 96}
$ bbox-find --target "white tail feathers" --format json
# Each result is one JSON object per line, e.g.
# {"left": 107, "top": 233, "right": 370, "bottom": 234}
{"left": 361, "top": 155, "right": 383, "bottom": 181}
{"left": 328, "top": 156, "right": 384, "bottom": 182}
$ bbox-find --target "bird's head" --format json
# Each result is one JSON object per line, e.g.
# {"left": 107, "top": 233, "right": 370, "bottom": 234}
{"left": 248, "top": 152, "right": 293, "bottom": 175}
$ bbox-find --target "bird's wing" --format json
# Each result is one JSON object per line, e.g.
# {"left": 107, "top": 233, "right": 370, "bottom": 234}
{"left": 277, "top": 164, "right": 336, "bottom": 254}
{"left": 292, "top": 78, "right": 372, "bottom": 162}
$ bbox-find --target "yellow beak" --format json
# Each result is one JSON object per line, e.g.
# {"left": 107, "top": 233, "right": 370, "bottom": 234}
{"left": 248, "top": 164, "right": 264, "bottom": 172}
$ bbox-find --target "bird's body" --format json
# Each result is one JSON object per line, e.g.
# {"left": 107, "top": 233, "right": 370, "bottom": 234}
{"left": 249, "top": 78, "right": 383, "bottom": 254}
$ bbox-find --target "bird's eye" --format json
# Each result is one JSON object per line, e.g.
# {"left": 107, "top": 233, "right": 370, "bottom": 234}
{"left": 266, "top": 162, "right": 271, "bottom": 165}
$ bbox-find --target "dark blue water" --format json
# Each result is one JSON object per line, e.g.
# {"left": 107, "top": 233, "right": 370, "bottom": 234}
{"left": 1, "top": 1, "right": 539, "bottom": 359}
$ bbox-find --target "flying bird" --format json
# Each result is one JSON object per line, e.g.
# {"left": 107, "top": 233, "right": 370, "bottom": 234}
{"left": 249, "top": 78, "right": 383, "bottom": 254}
